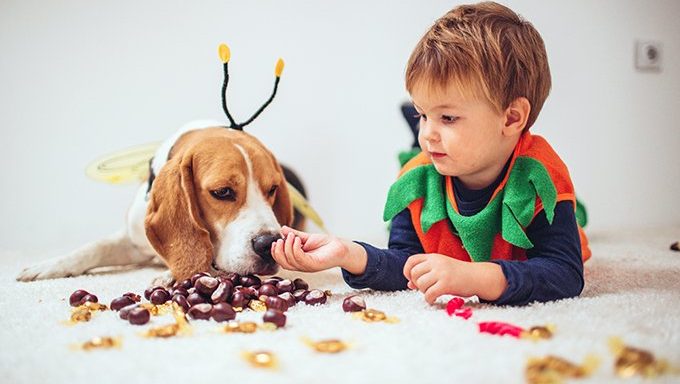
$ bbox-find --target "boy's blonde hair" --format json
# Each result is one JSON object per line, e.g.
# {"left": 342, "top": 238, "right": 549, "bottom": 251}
{"left": 406, "top": 1, "right": 551, "bottom": 130}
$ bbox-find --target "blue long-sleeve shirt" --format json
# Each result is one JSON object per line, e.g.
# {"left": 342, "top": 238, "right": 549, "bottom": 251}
{"left": 341, "top": 169, "right": 584, "bottom": 306}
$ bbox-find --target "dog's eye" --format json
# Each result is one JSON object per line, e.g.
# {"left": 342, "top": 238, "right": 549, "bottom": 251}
{"left": 268, "top": 185, "right": 278, "bottom": 197}
{"left": 210, "top": 187, "right": 236, "bottom": 201}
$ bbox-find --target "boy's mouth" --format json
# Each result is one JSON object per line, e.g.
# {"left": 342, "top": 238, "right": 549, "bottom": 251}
{"left": 430, "top": 152, "right": 447, "bottom": 159}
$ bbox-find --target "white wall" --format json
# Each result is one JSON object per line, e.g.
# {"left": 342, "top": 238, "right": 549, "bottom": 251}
{"left": 1, "top": 0, "right": 679, "bottom": 256}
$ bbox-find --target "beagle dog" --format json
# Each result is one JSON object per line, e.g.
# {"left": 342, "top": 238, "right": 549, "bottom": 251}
{"left": 17, "top": 120, "right": 295, "bottom": 286}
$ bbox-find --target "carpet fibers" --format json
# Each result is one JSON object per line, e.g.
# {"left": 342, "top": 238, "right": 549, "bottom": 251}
{"left": 1, "top": 227, "right": 679, "bottom": 384}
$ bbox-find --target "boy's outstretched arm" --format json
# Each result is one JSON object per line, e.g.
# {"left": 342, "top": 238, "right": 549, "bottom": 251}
{"left": 271, "top": 226, "right": 368, "bottom": 274}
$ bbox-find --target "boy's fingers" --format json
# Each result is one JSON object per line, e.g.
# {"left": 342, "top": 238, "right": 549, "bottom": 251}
{"left": 424, "top": 282, "right": 444, "bottom": 305}
{"left": 291, "top": 236, "right": 310, "bottom": 271}
{"left": 281, "top": 226, "right": 311, "bottom": 243}
{"left": 408, "top": 262, "right": 430, "bottom": 285}
{"left": 407, "top": 281, "right": 416, "bottom": 290}
{"left": 415, "top": 272, "right": 437, "bottom": 294}
{"left": 403, "top": 254, "right": 427, "bottom": 281}
{"left": 282, "top": 235, "right": 302, "bottom": 270}
{"left": 272, "top": 239, "right": 293, "bottom": 270}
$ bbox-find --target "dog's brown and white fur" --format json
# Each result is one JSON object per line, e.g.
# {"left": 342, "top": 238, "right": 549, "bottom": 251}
{"left": 17, "top": 120, "right": 292, "bottom": 286}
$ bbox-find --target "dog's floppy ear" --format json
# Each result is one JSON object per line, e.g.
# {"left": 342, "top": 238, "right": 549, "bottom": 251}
{"left": 145, "top": 152, "right": 213, "bottom": 281}
{"left": 273, "top": 163, "right": 294, "bottom": 227}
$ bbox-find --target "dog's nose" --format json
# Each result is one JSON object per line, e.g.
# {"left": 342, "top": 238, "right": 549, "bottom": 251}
{"left": 252, "top": 233, "right": 282, "bottom": 261}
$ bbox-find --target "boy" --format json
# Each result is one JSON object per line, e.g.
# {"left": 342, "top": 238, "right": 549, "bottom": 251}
{"left": 272, "top": 1, "right": 591, "bottom": 306}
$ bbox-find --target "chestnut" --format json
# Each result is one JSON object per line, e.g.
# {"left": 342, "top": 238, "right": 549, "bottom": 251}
{"left": 119, "top": 304, "right": 138, "bottom": 320}
{"left": 128, "top": 307, "right": 151, "bottom": 325}
{"left": 211, "top": 282, "right": 232, "bottom": 304}
{"left": 258, "top": 284, "right": 278, "bottom": 297}
{"left": 187, "top": 292, "right": 206, "bottom": 306}
{"left": 276, "top": 279, "right": 294, "bottom": 293}
{"left": 174, "top": 278, "right": 193, "bottom": 290}
{"left": 342, "top": 295, "right": 366, "bottom": 312}
{"left": 292, "top": 289, "right": 309, "bottom": 302}
{"left": 263, "top": 309, "right": 286, "bottom": 328}
{"left": 293, "top": 278, "right": 309, "bottom": 290}
{"left": 265, "top": 296, "right": 289, "bottom": 312}
{"left": 172, "top": 295, "right": 190, "bottom": 312}
{"left": 69, "top": 290, "right": 90, "bottom": 307}
{"left": 190, "top": 272, "right": 211, "bottom": 286}
{"left": 240, "top": 275, "right": 261, "bottom": 287}
{"left": 110, "top": 296, "right": 136, "bottom": 311}
{"left": 278, "top": 292, "right": 297, "bottom": 308}
{"left": 304, "top": 290, "right": 327, "bottom": 305}
{"left": 188, "top": 303, "right": 213, "bottom": 320}
{"left": 81, "top": 294, "right": 99, "bottom": 304}
{"left": 170, "top": 287, "right": 189, "bottom": 298}
{"left": 211, "top": 303, "right": 236, "bottom": 322}
{"left": 195, "top": 276, "right": 219, "bottom": 296}
{"left": 143, "top": 286, "right": 164, "bottom": 300}
{"left": 230, "top": 291, "right": 248, "bottom": 308}
{"left": 150, "top": 289, "right": 171, "bottom": 305}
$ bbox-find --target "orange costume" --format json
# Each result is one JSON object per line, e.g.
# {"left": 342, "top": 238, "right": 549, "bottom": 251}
{"left": 384, "top": 132, "right": 591, "bottom": 263}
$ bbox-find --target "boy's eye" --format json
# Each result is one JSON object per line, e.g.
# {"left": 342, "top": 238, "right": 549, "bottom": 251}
{"left": 442, "top": 115, "right": 459, "bottom": 124}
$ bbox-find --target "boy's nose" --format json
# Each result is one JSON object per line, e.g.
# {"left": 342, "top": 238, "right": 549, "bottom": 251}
{"left": 419, "top": 120, "right": 439, "bottom": 143}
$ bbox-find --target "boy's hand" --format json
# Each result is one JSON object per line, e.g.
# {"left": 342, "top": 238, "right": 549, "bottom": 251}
{"left": 403, "top": 254, "right": 507, "bottom": 304}
{"left": 271, "top": 226, "right": 349, "bottom": 273}
{"left": 403, "top": 253, "right": 476, "bottom": 304}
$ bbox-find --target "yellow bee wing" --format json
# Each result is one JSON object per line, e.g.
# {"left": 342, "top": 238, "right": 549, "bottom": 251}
{"left": 85, "top": 142, "right": 161, "bottom": 184}
{"left": 286, "top": 182, "right": 328, "bottom": 233}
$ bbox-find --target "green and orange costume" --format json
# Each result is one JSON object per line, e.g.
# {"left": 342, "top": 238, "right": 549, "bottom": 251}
{"left": 384, "top": 132, "right": 591, "bottom": 264}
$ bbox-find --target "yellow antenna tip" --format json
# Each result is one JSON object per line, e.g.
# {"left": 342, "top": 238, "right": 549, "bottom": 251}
{"left": 218, "top": 44, "right": 231, "bottom": 63}
{"left": 275, "top": 58, "right": 285, "bottom": 77}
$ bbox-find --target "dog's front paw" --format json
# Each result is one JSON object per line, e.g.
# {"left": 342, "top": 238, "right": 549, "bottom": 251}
{"left": 150, "top": 271, "right": 175, "bottom": 288}
{"left": 16, "top": 258, "right": 86, "bottom": 282}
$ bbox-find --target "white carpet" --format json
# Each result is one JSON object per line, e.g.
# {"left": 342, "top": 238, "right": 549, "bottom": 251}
{"left": 1, "top": 227, "right": 679, "bottom": 384}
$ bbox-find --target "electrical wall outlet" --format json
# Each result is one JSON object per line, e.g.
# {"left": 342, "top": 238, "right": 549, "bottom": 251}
{"left": 635, "top": 41, "right": 662, "bottom": 71}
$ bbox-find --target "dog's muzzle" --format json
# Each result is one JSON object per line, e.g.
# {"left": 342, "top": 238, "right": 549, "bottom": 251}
{"left": 251, "top": 233, "right": 282, "bottom": 262}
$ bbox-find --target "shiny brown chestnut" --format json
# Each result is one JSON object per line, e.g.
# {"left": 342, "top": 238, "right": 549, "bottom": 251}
{"left": 122, "top": 292, "right": 141, "bottom": 302}
{"left": 278, "top": 292, "right": 296, "bottom": 308}
{"left": 223, "top": 272, "right": 241, "bottom": 285}
{"left": 342, "top": 295, "right": 366, "bottom": 312}
{"left": 144, "top": 286, "right": 164, "bottom": 300}
{"left": 187, "top": 292, "right": 206, "bottom": 306}
{"left": 211, "top": 303, "right": 236, "bottom": 322}
{"left": 210, "top": 282, "right": 232, "bottom": 304}
{"left": 81, "top": 294, "right": 99, "bottom": 304}
{"left": 175, "top": 278, "right": 193, "bottom": 290}
{"left": 195, "top": 276, "right": 219, "bottom": 296}
{"left": 240, "top": 275, "right": 261, "bottom": 287}
{"left": 172, "top": 295, "right": 190, "bottom": 312}
{"left": 187, "top": 303, "right": 213, "bottom": 320}
{"left": 262, "top": 309, "right": 286, "bottom": 328}
{"left": 292, "top": 289, "right": 309, "bottom": 302}
{"left": 150, "top": 289, "right": 171, "bottom": 305}
{"left": 190, "top": 272, "right": 211, "bottom": 286}
{"left": 110, "top": 296, "right": 136, "bottom": 311}
{"left": 265, "top": 296, "right": 289, "bottom": 312}
{"left": 119, "top": 304, "right": 138, "bottom": 320}
{"left": 170, "top": 287, "right": 189, "bottom": 298}
{"left": 262, "top": 277, "right": 282, "bottom": 285}
{"left": 230, "top": 291, "right": 248, "bottom": 308}
{"left": 128, "top": 307, "right": 151, "bottom": 325}
{"left": 293, "top": 278, "right": 309, "bottom": 290}
{"left": 304, "top": 290, "right": 327, "bottom": 305}
{"left": 275, "top": 279, "right": 293, "bottom": 293}
{"left": 258, "top": 284, "right": 278, "bottom": 297}
{"left": 69, "top": 290, "right": 90, "bottom": 307}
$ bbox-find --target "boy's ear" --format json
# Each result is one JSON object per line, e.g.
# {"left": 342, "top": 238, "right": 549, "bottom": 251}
{"left": 502, "top": 97, "right": 531, "bottom": 136}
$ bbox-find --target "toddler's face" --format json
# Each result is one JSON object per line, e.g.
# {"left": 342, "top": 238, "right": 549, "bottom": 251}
{"left": 411, "top": 81, "right": 509, "bottom": 188}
